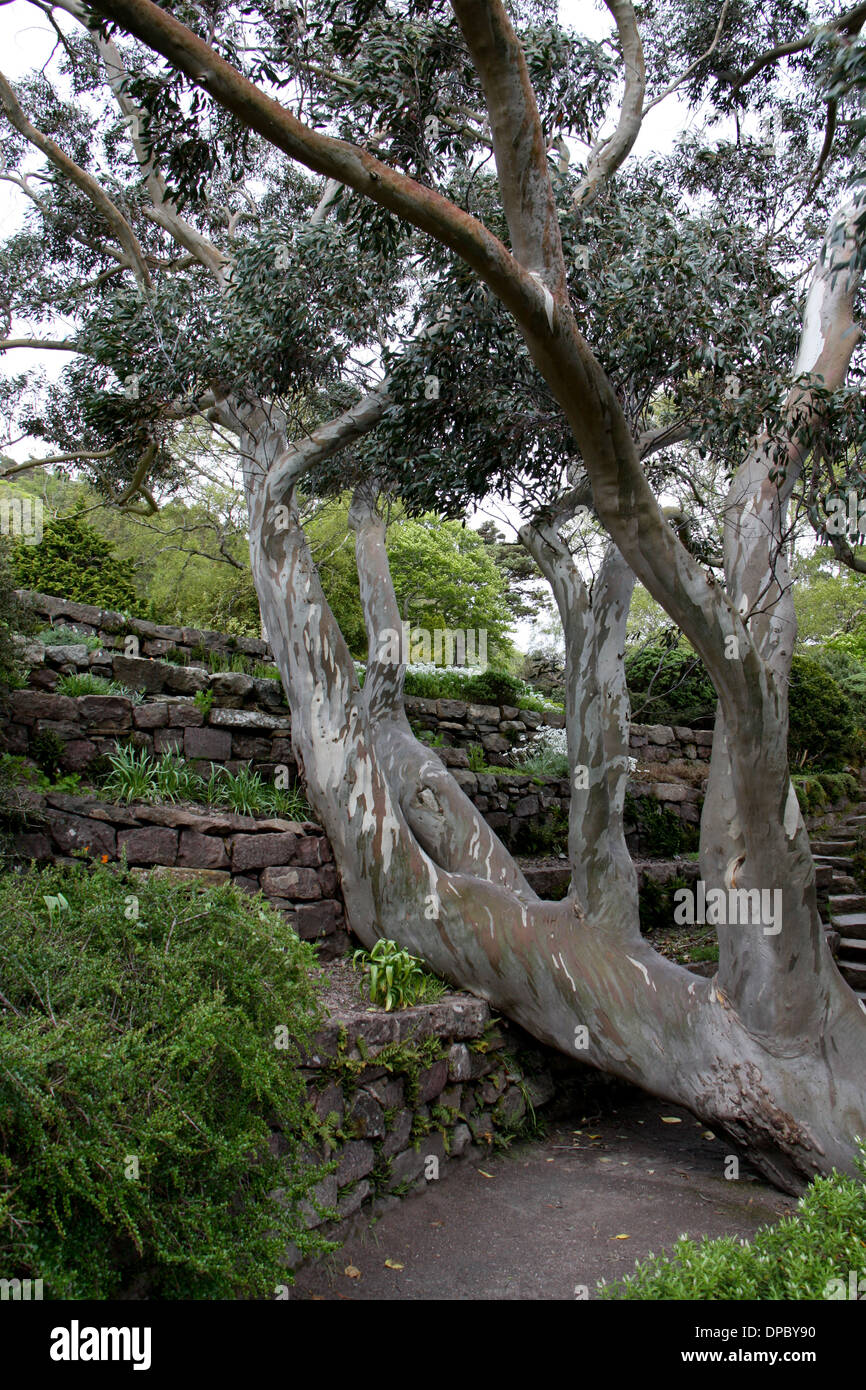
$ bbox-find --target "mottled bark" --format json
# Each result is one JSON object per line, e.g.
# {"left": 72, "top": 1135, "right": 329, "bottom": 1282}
{"left": 89, "top": 0, "right": 866, "bottom": 1188}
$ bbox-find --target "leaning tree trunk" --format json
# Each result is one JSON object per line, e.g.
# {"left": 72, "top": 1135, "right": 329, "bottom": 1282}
{"left": 225, "top": 382, "right": 866, "bottom": 1193}
{"left": 61, "top": 0, "right": 866, "bottom": 1190}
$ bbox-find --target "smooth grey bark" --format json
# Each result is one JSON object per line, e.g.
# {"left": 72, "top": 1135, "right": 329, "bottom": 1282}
{"left": 75, "top": 0, "right": 866, "bottom": 1189}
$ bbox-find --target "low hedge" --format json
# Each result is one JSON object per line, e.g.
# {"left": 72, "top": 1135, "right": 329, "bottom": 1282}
{"left": 600, "top": 1147, "right": 866, "bottom": 1299}
{"left": 0, "top": 862, "right": 332, "bottom": 1298}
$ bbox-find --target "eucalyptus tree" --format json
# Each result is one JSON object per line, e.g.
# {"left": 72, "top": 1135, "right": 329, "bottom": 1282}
{"left": 6, "top": 0, "right": 866, "bottom": 1188}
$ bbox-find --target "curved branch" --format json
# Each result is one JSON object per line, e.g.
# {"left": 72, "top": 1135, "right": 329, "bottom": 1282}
{"left": 0, "top": 337, "right": 81, "bottom": 352}
{"left": 0, "top": 69, "right": 152, "bottom": 289}
{"left": 571, "top": 0, "right": 646, "bottom": 210}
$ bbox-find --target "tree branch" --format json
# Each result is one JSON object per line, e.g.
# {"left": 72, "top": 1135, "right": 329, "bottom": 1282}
{"left": 0, "top": 68, "right": 152, "bottom": 288}
{"left": 571, "top": 0, "right": 646, "bottom": 210}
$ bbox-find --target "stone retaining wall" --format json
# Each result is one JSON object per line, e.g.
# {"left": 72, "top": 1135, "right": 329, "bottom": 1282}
{"left": 15, "top": 590, "right": 714, "bottom": 764}
{"left": 4, "top": 688, "right": 297, "bottom": 781}
{"left": 11, "top": 791, "right": 349, "bottom": 958}
{"left": 287, "top": 996, "right": 559, "bottom": 1260}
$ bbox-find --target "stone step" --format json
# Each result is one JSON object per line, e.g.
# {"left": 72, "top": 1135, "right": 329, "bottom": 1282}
{"left": 521, "top": 865, "right": 571, "bottom": 898}
{"left": 828, "top": 912, "right": 866, "bottom": 940}
{"left": 838, "top": 937, "right": 866, "bottom": 956}
{"left": 812, "top": 855, "right": 855, "bottom": 869}
{"left": 810, "top": 840, "right": 857, "bottom": 855}
{"left": 839, "top": 959, "right": 866, "bottom": 987}
{"left": 831, "top": 874, "right": 859, "bottom": 894}
{"left": 828, "top": 893, "right": 866, "bottom": 914}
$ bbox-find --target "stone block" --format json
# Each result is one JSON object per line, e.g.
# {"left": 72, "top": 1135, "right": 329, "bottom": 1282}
{"left": 336, "top": 1179, "right": 371, "bottom": 1219}
{"left": 436, "top": 699, "right": 467, "bottom": 721}
{"left": 381, "top": 1108, "right": 413, "bottom": 1158}
{"left": 292, "top": 835, "right": 333, "bottom": 867}
{"left": 230, "top": 831, "right": 299, "bottom": 872}
{"left": 210, "top": 672, "right": 254, "bottom": 700}
{"left": 118, "top": 826, "right": 178, "bottom": 865}
{"left": 178, "top": 830, "right": 229, "bottom": 870}
{"left": 651, "top": 783, "right": 688, "bottom": 802}
{"left": 9, "top": 690, "right": 77, "bottom": 723}
{"left": 49, "top": 813, "right": 115, "bottom": 859}
{"left": 112, "top": 654, "right": 167, "bottom": 693}
{"left": 168, "top": 704, "right": 204, "bottom": 728}
{"left": 447, "top": 1043, "right": 472, "bottom": 1081}
{"left": 78, "top": 695, "right": 133, "bottom": 732}
{"left": 481, "top": 733, "right": 509, "bottom": 755}
{"left": 60, "top": 739, "right": 97, "bottom": 772}
{"left": 184, "top": 726, "right": 231, "bottom": 761}
{"left": 494, "top": 1085, "right": 526, "bottom": 1127}
{"left": 346, "top": 1091, "right": 385, "bottom": 1139}
{"left": 416, "top": 1059, "right": 449, "bottom": 1104}
{"left": 450, "top": 1122, "right": 472, "bottom": 1157}
{"left": 387, "top": 1148, "right": 426, "bottom": 1189}
{"left": 335, "top": 1141, "right": 375, "bottom": 1186}
{"left": 163, "top": 665, "right": 209, "bottom": 695}
{"left": 210, "top": 708, "right": 291, "bottom": 732}
{"left": 153, "top": 729, "right": 184, "bottom": 755}
{"left": 133, "top": 703, "right": 168, "bottom": 729}
{"left": 260, "top": 865, "right": 322, "bottom": 900}
{"left": 291, "top": 901, "right": 343, "bottom": 939}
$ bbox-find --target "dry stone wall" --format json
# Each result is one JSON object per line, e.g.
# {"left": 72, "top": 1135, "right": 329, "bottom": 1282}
{"left": 11, "top": 790, "right": 349, "bottom": 958}
{"left": 289, "top": 998, "right": 560, "bottom": 1258}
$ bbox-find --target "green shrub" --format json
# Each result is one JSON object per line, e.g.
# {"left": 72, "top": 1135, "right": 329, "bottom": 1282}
{"left": 31, "top": 729, "right": 66, "bottom": 779}
{"left": 638, "top": 873, "right": 689, "bottom": 934}
{"left": 788, "top": 653, "right": 858, "bottom": 770}
{"left": 599, "top": 1145, "right": 866, "bottom": 1299}
{"left": 194, "top": 688, "right": 214, "bottom": 717}
{"left": 510, "top": 806, "right": 570, "bottom": 855}
{"left": 0, "top": 535, "right": 29, "bottom": 692}
{"left": 0, "top": 862, "right": 332, "bottom": 1297}
{"left": 461, "top": 668, "right": 524, "bottom": 706}
{"left": 625, "top": 641, "right": 717, "bottom": 727}
{"left": 35, "top": 625, "right": 102, "bottom": 651}
{"left": 624, "top": 792, "right": 699, "bottom": 856}
{"left": 810, "top": 647, "right": 866, "bottom": 730}
{"left": 12, "top": 513, "right": 137, "bottom": 611}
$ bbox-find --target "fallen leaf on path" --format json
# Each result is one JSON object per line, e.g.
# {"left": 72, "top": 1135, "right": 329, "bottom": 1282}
{"left": 384, "top": 1259, "right": 404, "bottom": 1270}
{"left": 702, "top": 1131, "right": 716, "bottom": 1139}
{"left": 613, "top": 1234, "right": 631, "bottom": 1240}
{"left": 344, "top": 1265, "right": 361, "bottom": 1279}
{"left": 477, "top": 1169, "right": 494, "bottom": 1178}
{"left": 660, "top": 1116, "right": 682, "bottom": 1124}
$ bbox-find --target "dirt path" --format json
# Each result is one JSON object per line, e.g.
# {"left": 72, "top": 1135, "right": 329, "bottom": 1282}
{"left": 290, "top": 1090, "right": 797, "bottom": 1301}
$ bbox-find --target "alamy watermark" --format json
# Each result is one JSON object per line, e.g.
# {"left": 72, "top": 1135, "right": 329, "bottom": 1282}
{"left": 0, "top": 494, "right": 42, "bottom": 545}
{"left": 673, "top": 880, "right": 782, "bottom": 935}
{"left": 376, "top": 623, "right": 487, "bottom": 669}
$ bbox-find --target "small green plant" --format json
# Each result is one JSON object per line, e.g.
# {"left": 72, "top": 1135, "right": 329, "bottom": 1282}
{"left": 56, "top": 672, "right": 110, "bottom": 696}
{"left": 152, "top": 751, "right": 206, "bottom": 804}
{"left": 164, "top": 646, "right": 189, "bottom": 665}
{"left": 194, "top": 688, "right": 214, "bottom": 717}
{"left": 35, "top": 625, "right": 103, "bottom": 651}
{"left": 252, "top": 662, "right": 282, "bottom": 681}
{"left": 31, "top": 730, "right": 66, "bottom": 779}
{"left": 352, "top": 938, "right": 446, "bottom": 1011}
{"left": 466, "top": 743, "right": 488, "bottom": 773}
{"left": 102, "top": 745, "right": 159, "bottom": 803}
